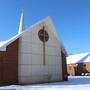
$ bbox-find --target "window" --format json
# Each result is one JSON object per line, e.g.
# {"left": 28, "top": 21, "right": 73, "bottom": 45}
{"left": 38, "top": 26, "right": 49, "bottom": 42}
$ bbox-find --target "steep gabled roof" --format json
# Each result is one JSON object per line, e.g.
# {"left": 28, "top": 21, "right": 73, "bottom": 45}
{"left": 67, "top": 52, "right": 90, "bottom": 64}
{"left": 0, "top": 16, "right": 67, "bottom": 56}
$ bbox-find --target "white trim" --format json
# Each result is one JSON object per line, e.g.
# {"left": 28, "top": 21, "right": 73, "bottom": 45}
{"left": 0, "top": 16, "right": 67, "bottom": 55}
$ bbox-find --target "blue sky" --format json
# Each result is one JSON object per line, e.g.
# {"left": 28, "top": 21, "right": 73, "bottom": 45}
{"left": 0, "top": 0, "right": 90, "bottom": 54}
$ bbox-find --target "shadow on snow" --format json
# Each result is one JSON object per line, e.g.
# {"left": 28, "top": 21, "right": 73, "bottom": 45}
{"left": 45, "top": 76, "right": 90, "bottom": 86}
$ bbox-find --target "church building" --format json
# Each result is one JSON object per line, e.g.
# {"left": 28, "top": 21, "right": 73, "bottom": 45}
{"left": 0, "top": 12, "right": 68, "bottom": 85}
{"left": 67, "top": 52, "right": 90, "bottom": 76}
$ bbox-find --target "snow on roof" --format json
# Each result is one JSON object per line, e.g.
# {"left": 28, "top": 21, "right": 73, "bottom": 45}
{"left": 67, "top": 52, "right": 90, "bottom": 64}
{"left": 0, "top": 17, "right": 50, "bottom": 51}
{"left": 0, "top": 41, "right": 7, "bottom": 47}
{"left": 0, "top": 16, "right": 67, "bottom": 55}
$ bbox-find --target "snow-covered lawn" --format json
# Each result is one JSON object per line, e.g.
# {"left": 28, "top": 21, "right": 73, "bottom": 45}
{"left": 0, "top": 76, "right": 90, "bottom": 90}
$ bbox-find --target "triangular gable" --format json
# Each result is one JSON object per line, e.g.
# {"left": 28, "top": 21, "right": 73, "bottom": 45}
{"left": 0, "top": 16, "right": 67, "bottom": 55}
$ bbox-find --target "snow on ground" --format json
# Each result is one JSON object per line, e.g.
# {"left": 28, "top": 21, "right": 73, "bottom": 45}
{"left": 0, "top": 76, "right": 90, "bottom": 90}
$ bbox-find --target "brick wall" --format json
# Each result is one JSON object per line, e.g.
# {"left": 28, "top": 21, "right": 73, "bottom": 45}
{"left": 0, "top": 39, "right": 18, "bottom": 85}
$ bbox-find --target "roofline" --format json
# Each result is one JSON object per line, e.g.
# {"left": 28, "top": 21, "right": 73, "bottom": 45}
{"left": 0, "top": 16, "right": 50, "bottom": 51}
{"left": 0, "top": 16, "right": 67, "bottom": 56}
{"left": 68, "top": 52, "right": 90, "bottom": 56}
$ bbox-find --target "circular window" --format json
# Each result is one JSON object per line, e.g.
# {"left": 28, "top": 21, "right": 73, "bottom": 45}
{"left": 38, "top": 27, "right": 49, "bottom": 42}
